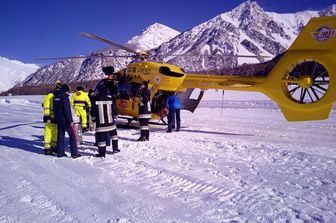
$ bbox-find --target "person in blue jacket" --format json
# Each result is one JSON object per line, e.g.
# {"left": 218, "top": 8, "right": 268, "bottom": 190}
{"left": 53, "top": 84, "right": 80, "bottom": 158}
{"left": 165, "top": 93, "right": 182, "bottom": 132}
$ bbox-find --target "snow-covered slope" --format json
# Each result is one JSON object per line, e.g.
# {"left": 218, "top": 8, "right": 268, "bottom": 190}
{"left": 0, "top": 94, "right": 335, "bottom": 222}
{"left": 0, "top": 57, "right": 39, "bottom": 92}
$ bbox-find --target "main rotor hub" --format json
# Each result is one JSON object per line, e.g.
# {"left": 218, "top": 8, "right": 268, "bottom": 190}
{"left": 298, "top": 75, "right": 313, "bottom": 89}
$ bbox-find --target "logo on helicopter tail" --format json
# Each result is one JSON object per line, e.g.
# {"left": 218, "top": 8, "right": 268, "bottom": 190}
{"left": 311, "top": 26, "right": 336, "bottom": 42}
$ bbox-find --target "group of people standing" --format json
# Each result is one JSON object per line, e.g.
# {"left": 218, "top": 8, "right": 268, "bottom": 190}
{"left": 43, "top": 82, "right": 81, "bottom": 158}
{"left": 43, "top": 65, "right": 181, "bottom": 159}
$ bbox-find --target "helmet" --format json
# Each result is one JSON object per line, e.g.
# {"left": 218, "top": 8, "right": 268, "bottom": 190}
{"left": 55, "top": 80, "right": 62, "bottom": 90}
{"left": 76, "top": 86, "right": 84, "bottom": 91}
{"left": 61, "top": 84, "right": 70, "bottom": 92}
{"left": 102, "top": 66, "right": 114, "bottom": 75}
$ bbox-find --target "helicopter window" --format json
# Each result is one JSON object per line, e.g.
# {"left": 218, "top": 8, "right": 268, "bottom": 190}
{"left": 189, "top": 88, "right": 202, "bottom": 100}
{"left": 131, "top": 83, "right": 141, "bottom": 97}
{"left": 117, "top": 82, "right": 132, "bottom": 100}
{"left": 159, "top": 66, "right": 184, "bottom": 77}
{"left": 117, "top": 82, "right": 141, "bottom": 99}
{"left": 151, "top": 91, "right": 170, "bottom": 117}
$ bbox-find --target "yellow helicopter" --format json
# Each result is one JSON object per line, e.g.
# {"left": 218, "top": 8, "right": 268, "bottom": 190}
{"left": 81, "top": 15, "right": 335, "bottom": 123}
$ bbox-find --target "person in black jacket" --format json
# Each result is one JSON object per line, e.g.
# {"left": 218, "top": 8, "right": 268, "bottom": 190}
{"left": 88, "top": 88, "right": 95, "bottom": 131}
{"left": 91, "top": 84, "right": 119, "bottom": 157}
{"left": 138, "top": 81, "right": 151, "bottom": 141}
{"left": 101, "top": 66, "right": 118, "bottom": 100}
{"left": 53, "top": 84, "right": 80, "bottom": 158}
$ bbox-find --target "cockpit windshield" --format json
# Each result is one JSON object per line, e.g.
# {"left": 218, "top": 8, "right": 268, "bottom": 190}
{"left": 159, "top": 66, "right": 185, "bottom": 77}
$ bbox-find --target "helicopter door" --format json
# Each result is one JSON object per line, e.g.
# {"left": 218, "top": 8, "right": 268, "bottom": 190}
{"left": 176, "top": 88, "right": 204, "bottom": 113}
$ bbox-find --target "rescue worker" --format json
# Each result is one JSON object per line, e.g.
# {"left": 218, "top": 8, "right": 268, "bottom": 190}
{"left": 70, "top": 86, "right": 91, "bottom": 132}
{"left": 131, "top": 51, "right": 149, "bottom": 63}
{"left": 101, "top": 66, "right": 118, "bottom": 100}
{"left": 88, "top": 88, "right": 95, "bottom": 131}
{"left": 165, "top": 93, "right": 182, "bottom": 132}
{"left": 91, "top": 84, "right": 119, "bottom": 157}
{"left": 95, "top": 66, "right": 119, "bottom": 146}
{"left": 53, "top": 84, "right": 81, "bottom": 158}
{"left": 88, "top": 88, "right": 95, "bottom": 103}
{"left": 138, "top": 81, "right": 151, "bottom": 141}
{"left": 42, "top": 81, "right": 62, "bottom": 155}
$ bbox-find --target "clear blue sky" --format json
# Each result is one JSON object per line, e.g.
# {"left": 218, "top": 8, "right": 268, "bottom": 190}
{"left": 0, "top": 0, "right": 334, "bottom": 64}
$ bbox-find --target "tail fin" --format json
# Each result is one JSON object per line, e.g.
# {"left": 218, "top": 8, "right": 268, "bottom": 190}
{"left": 289, "top": 16, "right": 336, "bottom": 51}
{"left": 264, "top": 16, "right": 336, "bottom": 121}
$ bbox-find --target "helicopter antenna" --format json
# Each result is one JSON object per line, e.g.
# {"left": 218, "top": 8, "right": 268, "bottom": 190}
{"left": 80, "top": 32, "right": 139, "bottom": 55}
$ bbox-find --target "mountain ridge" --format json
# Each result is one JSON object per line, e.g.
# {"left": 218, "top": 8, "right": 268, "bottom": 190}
{"left": 10, "top": 1, "right": 336, "bottom": 87}
{"left": 0, "top": 57, "right": 39, "bottom": 93}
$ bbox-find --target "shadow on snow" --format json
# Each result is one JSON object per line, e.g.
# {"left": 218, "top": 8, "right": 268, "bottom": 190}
{"left": 0, "top": 135, "right": 44, "bottom": 155}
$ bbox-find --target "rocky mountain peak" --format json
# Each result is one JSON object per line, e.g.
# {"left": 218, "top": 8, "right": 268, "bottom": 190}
{"left": 127, "top": 23, "right": 180, "bottom": 51}
{"left": 229, "top": 1, "right": 265, "bottom": 20}
{"left": 319, "top": 4, "right": 336, "bottom": 16}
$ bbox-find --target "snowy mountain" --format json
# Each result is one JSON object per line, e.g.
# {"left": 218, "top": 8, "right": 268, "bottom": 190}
{"left": 19, "top": 1, "right": 335, "bottom": 86}
{"left": 127, "top": 23, "right": 180, "bottom": 51}
{"left": 21, "top": 23, "right": 180, "bottom": 86}
{"left": 21, "top": 58, "right": 85, "bottom": 86}
{"left": 152, "top": 1, "right": 324, "bottom": 72}
{"left": 0, "top": 57, "right": 39, "bottom": 92}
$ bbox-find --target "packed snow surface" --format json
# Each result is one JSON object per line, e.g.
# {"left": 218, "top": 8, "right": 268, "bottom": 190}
{"left": 0, "top": 93, "right": 335, "bottom": 222}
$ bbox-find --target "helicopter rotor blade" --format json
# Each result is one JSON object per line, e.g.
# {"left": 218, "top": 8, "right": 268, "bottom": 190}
{"left": 167, "top": 54, "right": 270, "bottom": 59}
{"left": 80, "top": 32, "right": 138, "bottom": 55}
{"left": 35, "top": 54, "right": 134, "bottom": 61}
{"left": 221, "top": 54, "right": 270, "bottom": 58}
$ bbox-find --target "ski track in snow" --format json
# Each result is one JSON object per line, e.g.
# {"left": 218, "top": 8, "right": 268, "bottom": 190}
{"left": 0, "top": 96, "right": 335, "bottom": 222}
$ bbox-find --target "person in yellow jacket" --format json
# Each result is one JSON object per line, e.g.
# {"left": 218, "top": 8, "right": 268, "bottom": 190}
{"left": 71, "top": 86, "right": 91, "bottom": 131}
{"left": 43, "top": 82, "right": 61, "bottom": 155}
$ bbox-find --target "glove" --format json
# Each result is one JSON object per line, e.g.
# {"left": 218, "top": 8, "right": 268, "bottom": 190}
{"left": 43, "top": 115, "right": 51, "bottom": 123}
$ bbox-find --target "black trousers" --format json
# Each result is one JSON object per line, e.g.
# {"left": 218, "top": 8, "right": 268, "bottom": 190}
{"left": 138, "top": 118, "right": 149, "bottom": 140}
{"left": 97, "top": 129, "right": 118, "bottom": 155}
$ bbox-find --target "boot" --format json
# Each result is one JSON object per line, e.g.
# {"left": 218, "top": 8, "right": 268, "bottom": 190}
{"left": 112, "top": 140, "right": 120, "bottom": 153}
{"left": 51, "top": 147, "right": 57, "bottom": 154}
{"left": 95, "top": 147, "right": 106, "bottom": 158}
{"left": 145, "top": 130, "right": 149, "bottom": 141}
{"left": 137, "top": 137, "right": 147, "bottom": 141}
{"left": 138, "top": 130, "right": 147, "bottom": 141}
{"left": 44, "top": 149, "right": 54, "bottom": 156}
{"left": 72, "top": 154, "right": 82, "bottom": 159}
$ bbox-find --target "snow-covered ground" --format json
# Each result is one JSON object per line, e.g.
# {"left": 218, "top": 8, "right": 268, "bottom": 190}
{"left": 0, "top": 92, "right": 335, "bottom": 223}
